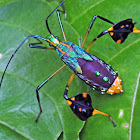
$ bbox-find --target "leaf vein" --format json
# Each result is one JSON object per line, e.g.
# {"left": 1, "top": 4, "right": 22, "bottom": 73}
{"left": 129, "top": 72, "right": 140, "bottom": 140}
{"left": 0, "top": 71, "right": 64, "bottom": 134}
{"left": 0, "top": 120, "right": 33, "bottom": 140}
{"left": 107, "top": 38, "right": 140, "bottom": 63}
{"left": 71, "top": 0, "right": 104, "bottom": 24}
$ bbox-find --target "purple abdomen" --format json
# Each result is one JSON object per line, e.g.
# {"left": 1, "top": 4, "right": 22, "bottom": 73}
{"left": 76, "top": 55, "right": 118, "bottom": 92}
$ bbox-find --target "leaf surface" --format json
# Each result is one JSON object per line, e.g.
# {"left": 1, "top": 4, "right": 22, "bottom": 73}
{"left": 0, "top": 0, "right": 140, "bottom": 140}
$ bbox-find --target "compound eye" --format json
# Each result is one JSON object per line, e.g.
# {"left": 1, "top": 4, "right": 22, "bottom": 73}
{"left": 55, "top": 36, "right": 59, "bottom": 39}
{"left": 49, "top": 43, "right": 53, "bottom": 46}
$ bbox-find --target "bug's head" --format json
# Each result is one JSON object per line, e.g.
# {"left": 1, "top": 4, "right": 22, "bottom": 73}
{"left": 107, "top": 77, "right": 123, "bottom": 95}
{"left": 46, "top": 35, "right": 60, "bottom": 47}
{"left": 108, "top": 19, "right": 140, "bottom": 44}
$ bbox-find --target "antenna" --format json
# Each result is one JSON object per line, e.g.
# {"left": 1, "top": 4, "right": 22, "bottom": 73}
{"left": 46, "top": 0, "right": 66, "bottom": 35}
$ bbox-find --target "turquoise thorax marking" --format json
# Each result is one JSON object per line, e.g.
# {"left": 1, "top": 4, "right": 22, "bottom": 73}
{"left": 47, "top": 35, "right": 94, "bottom": 74}
{"left": 47, "top": 35, "right": 60, "bottom": 46}
{"left": 57, "top": 41, "right": 93, "bottom": 61}
{"left": 59, "top": 42, "right": 93, "bottom": 74}
{"left": 56, "top": 41, "right": 73, "bottom": 57}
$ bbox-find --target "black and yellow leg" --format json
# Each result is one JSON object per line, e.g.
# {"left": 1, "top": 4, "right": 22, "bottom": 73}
{"left": 63, "top": 68, "right": 116, "bottom": 126}
{"left": 81, "top": 16, "right": 140, "bottom": 52}
{"left": 107, "top": 20, "right": 140, "bottom": 44}
{"left": 35, "top": 64, "right": 66, "bottom": 122}
{"left": 86, "top": 30, "right": 109, "bottom": 52}
{"left": 81, "top": 15, "right": 114, "bottom": 49}
{"left": 86, "top": 28, "right": 133, "bottom": 52}
{"left": 92, "top": 109, "right": 116, "bottom": 127}
{"left": 63, "top": 73, "right": 75, "bottom": 99}
{"left": 65, "top": 90, "right": 116, "bottom": 126}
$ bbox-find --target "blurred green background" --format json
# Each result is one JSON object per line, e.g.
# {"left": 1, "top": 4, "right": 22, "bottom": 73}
{"left": 0, "top": 0, "right": 140, "bottom": 139}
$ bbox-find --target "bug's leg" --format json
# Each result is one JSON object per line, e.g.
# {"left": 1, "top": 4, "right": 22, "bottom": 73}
{"left": 0, "top": 35, "right": 47, "bottom": 88}
{"left": 63, "top": 73, "right": 75, "bottom": 99}
{"left": 81, "top": 16, "right": 140, "bottom": 52}
{"left": 92, "top": 108, "right": 116, "bottom": 127}
{"left": 86, "top": 29, "right": 132, "bottom": 52}
{"left": 81, "top": 15, "right": 114, "bottom": 49}
{"left": 85, "top": 20, "right": 140, "bottom": 52}
{"left": 108, "top": 21, "right": 140, "bottom": 44}
{"left": 56, "top": 3, "right": 67, "bottom": 41}
{"left": 35, "top": 64, "right": 66, "bottom": 122}
{"left": 29, "top": 37, "right": 55, "bottom": 50}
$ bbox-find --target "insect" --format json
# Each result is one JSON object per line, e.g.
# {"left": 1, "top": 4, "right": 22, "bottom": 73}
{"left": 0, "top": 0, "right": 140, "bottom": 127}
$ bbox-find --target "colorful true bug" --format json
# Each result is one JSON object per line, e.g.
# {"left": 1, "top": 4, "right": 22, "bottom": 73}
{"left": 0, "top": 0, "right": 140, "bottom": 126}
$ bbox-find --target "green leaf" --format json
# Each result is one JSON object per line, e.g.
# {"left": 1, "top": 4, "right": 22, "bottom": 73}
{"left": 0, "top": 0, "right": 140, "bottom": 140}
